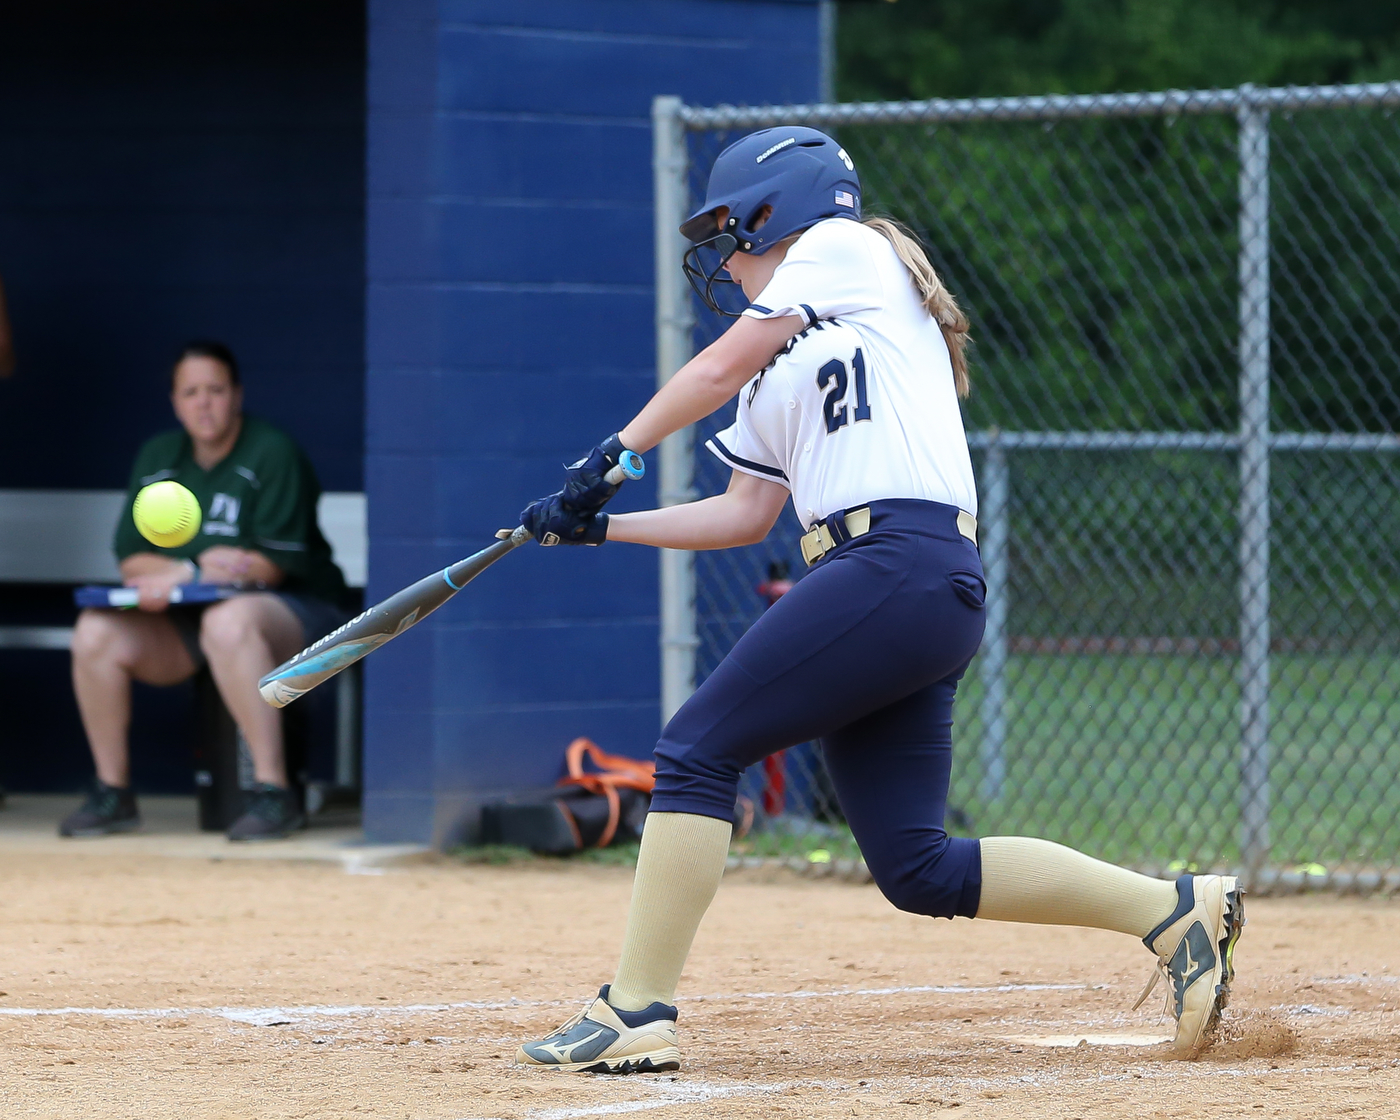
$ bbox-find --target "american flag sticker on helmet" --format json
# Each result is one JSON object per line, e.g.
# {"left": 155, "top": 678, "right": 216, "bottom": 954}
{"left": 835, "top": 190, "right": 855, "bottom": 207}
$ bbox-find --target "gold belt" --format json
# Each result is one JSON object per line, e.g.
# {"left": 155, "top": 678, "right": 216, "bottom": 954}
{"left": 799, "top": 506, "right": 978, "bottom": 566}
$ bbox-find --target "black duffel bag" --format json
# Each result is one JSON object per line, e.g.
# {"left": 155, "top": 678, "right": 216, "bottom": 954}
{"left": 479, "top": 738, "right": 654, "bottom": 854}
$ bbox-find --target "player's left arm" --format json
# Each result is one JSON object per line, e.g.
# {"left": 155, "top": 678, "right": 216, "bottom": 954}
{"left": 619, "top": 314, "right": 802, "bottom": 454}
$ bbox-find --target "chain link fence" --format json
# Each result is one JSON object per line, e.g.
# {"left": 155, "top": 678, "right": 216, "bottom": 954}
{"left": 651, "top": 84, "right": 1400, "bottom": 891}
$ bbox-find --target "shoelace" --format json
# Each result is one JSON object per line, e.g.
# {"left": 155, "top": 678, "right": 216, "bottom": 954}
{"left": 543, "top": 1005, "right": 592, "bottom": 1040}
{"left": 1131, "top": 960, "right": 1174, "bottom": 1019}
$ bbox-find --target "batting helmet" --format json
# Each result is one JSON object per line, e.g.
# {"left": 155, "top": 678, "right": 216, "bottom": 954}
{"left": 681, "top": 126, "right": 862, "bottom": 317}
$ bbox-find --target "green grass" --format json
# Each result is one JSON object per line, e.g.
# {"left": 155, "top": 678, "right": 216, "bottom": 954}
{"left": 452, "top": 653, "right": 1400, "bottom": 875}
{"left": 449, "top": 842, "right": 643, "bottom": 867}
{"left": 731, "top": 824, "right": 864, "bottom": 864}
{"left": 944, "top": 652, "right": 1400, "bottom": 869}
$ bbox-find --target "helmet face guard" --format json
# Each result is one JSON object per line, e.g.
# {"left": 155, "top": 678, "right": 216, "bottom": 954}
{"left": 679, "top": 126, "right": 861, "bottom": 320}
{"left": 682, "top": 231, "right": 742, "bottom": 318}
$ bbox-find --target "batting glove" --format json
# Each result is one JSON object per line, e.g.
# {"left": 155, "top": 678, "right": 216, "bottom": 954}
{"left": 561, "top": 433, "right": 635, "bottom": 513}
{"left": 521, "top": 492, "right": 609, "bottom": 546}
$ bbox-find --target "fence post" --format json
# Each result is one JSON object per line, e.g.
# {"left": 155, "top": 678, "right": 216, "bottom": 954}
{"left": 979, "top": 433, "right": 1010, "bottom": 802}
{"left": 653, "top": 96, "right": 698, "bottom": 726}
{"left": 818, "top": 1, "right": 837, "bottom": 103}
{"left": 1237, "top": 89, "right": 1272, "bottom": 883}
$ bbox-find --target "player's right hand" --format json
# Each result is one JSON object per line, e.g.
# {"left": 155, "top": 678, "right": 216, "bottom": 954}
{"left": 521, "top": 492, "right": 609, "bottom": 546}
{"left": 125, "top": 571, "right": 183, "bottom": 612}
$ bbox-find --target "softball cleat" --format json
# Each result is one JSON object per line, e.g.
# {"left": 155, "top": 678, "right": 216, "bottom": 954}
{"left": 1135, "top": 873, "right": 1245, "bottom": 1057}
{"left": 516, "top": 986, "right": 681, "bottom": 1074}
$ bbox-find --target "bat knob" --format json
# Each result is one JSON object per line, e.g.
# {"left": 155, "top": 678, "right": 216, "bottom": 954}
{"left": 617, "top": 450, "right": 645, "bottom": 480}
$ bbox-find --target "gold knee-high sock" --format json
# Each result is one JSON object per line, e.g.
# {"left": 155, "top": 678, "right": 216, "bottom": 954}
{"left": 607, "top": 812, "right": 732, "bottom": 1012}
{"left": 977, "top": 836, "right": 1180, "bottom": 938}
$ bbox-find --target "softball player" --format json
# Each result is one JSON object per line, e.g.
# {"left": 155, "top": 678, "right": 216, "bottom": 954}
{"left": 515, "top": 127, "right": 1243, "bottom": 1072}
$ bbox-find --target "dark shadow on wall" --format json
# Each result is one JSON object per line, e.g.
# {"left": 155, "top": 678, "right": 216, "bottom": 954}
{"left": 0, "top": 0, "right": 366, "bottom": 492}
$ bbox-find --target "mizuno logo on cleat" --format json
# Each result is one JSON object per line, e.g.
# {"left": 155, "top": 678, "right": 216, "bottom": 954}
{"left": 1169, "top": 921, "right": 1218, "bottom": 1017}
{"left": 522, "top": 1021, "right": 621, "bottom": 1066}
{"left": 535, "top": 1029, "right": 605, "bottom": 1063}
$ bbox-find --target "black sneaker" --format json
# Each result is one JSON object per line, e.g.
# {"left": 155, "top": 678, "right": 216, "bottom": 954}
{"left": 227, "top": 783, "right": 305, "bottom": 842}
{"left": 59, "top": 780, "right": 141, "bottom": 837}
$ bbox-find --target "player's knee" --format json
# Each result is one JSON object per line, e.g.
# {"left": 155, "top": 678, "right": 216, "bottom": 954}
{"left": 653, "top": 736, "right": 738, "bottom": 787}
{"left": 652, "top": 739, "right": 690, "bottom": 782}
{"left": 198, "top": 600, "right": 259, "bottom": 658}
{"left": 71, "top": 608, "right": 130, "bottom": 665}
{"left": 650, "top": 734, "right": 748, "bottom": 819}
{"left": 865, "top": 833, "right": 978, "bottom": 920}
{"left": 871, "top": 868, "right": 944, "bottom": 916}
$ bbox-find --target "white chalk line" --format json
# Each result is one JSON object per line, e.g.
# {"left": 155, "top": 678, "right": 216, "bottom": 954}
{"left": 458, "top": 1080, "right": 783, "bottom": 1120}
{"left": 460, "top": 1056, "right": 1391, "bottom": 1120}
{"left": 1310, "top": 974, "right": 1398, "bottom": 986}
{"left": 0, "top": 980, "right": 1093, "bottom": 1026}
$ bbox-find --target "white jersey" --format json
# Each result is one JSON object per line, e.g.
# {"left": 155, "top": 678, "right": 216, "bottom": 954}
{"left": 706, "top": 217, "right": 977, "bottom": 531}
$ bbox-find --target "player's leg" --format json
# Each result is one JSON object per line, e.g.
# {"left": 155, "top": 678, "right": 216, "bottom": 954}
{"left": 199, "top": 594, "right": 302, "bottom": 786}
{"left": 977, "top": 839, "right": 1243, "bottom": 1056}
{"left": 198, "top": 593, "right": 306, "bottom": 840}
{"left": 822, "top": 675, "right": 1187, "bottom": 931}
{"left": 824, "top": 676, "right": 1242, "bottom": 1057}
{"left": 518, "top": 518, "right": 978, "bottom": 1072}
{"left": 611, "top": 534, "right": 984, "bottom": 1012}
{"left": 64, "top": 607, "right": 199, "bottom": 835}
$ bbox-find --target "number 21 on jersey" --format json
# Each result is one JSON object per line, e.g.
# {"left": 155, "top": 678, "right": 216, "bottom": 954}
{"left": 817, "top": 348, "right": 871, "bottom": 434}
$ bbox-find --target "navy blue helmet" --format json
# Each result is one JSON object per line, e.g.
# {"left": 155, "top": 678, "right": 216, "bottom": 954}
{"left": 681, "top": 126, "right": 862, "bottom": 317}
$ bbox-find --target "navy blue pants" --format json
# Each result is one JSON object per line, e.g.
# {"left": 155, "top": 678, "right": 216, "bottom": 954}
{"left": 651, "top": 499, "right": 987, "bottom": 920}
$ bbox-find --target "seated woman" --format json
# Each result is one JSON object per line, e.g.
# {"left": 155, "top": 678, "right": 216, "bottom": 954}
{"left": 60, "top": 341, "right": 349, "bottom": 841}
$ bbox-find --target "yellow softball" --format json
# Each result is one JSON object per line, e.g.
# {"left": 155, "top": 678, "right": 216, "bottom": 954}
{"left": 133, "top": 480, "right": 201, "bottom": 548}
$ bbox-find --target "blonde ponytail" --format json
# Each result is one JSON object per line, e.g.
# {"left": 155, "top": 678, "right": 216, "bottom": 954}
{"left": 862, "top": 217, "right": 971, "bottom": 398}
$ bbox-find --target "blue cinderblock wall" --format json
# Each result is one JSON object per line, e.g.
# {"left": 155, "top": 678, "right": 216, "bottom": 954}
{"left": 0, "top": 2, "right": 365, "bottom": 796}
{"left": 0, "top": 1, "right": 365, "bottom": 494}
{"left": 365, "top": 0, "right": 822, "bottom": 844}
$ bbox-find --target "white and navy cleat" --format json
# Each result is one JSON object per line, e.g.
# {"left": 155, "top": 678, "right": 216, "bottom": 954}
{"left": 516, "top": 985, "right": 681, "bottom": 1074}
{"left": 1136, "top": 874, "right": 1246, "bottom": 1057}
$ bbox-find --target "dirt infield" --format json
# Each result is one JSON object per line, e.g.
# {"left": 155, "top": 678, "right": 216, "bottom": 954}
{"left": 1, "top": 851, "right": 1397, "bottom": 1119}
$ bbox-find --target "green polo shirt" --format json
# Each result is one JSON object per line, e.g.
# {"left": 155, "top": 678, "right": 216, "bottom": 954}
{"left": 114, "top": 415, "right": 348, "bottom": 606}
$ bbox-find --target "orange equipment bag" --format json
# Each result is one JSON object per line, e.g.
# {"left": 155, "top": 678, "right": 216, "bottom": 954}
{"left": 555, "top": 737, "right": 655, "bottom": 849}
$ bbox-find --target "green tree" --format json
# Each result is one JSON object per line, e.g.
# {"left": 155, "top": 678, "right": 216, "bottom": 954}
{"left": 832, "top": 0, "right": 1400, "bottom": 436}
{"left": 837, "top": 0, "right": 1400, "bottom": 101}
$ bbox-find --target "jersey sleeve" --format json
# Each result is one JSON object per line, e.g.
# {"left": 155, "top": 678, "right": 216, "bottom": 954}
{"left": 704, "top": 399, "right": 789, "bottom": 489}
{"left": 741, "top": 219, "right": 884, "bottom": 328}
